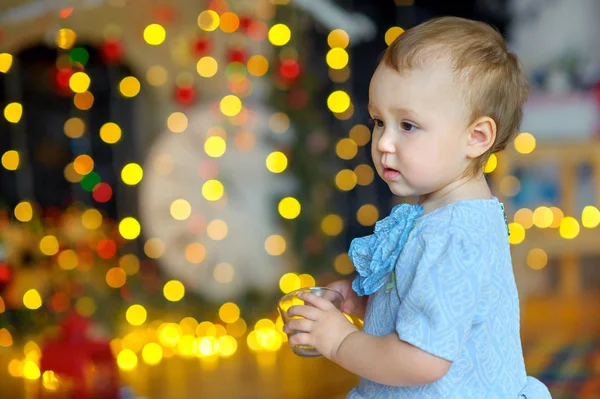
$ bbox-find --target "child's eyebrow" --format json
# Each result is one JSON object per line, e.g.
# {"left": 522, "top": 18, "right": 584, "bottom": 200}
{"left": 390, "top": 107, "right": 420, "bottom": 119}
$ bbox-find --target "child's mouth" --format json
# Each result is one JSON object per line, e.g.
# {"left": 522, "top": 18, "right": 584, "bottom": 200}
{"left": 383, "top": 167, "right": 401, "bottom": 180}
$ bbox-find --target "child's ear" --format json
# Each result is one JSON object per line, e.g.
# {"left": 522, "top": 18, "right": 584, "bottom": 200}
{"left": 466, "top": 116, "right": 496, "bottom": 159}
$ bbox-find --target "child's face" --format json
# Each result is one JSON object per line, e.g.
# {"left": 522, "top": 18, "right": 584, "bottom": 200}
{"left": 368, "top": 62, "right": 472, "bottom": 198}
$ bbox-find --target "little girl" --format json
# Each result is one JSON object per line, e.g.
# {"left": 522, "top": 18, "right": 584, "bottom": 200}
{"left": 283, "top": 17, "right": 552, "bottom": 398}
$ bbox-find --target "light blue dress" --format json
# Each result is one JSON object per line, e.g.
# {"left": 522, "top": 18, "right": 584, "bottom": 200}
{"left": 346, "top": 198, "right": 552, "bottom": 399}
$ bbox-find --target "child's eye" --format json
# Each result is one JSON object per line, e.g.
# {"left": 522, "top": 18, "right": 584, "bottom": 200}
{"left": 368, "top": 118, "right": 384, "bottom": 128}
{"left": 400, "top": 121, "right": 418, "bottom": 132}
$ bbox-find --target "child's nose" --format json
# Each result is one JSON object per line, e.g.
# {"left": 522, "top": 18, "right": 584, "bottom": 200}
{"left": 376, "top": 128, "right": 396, "bottom": 153}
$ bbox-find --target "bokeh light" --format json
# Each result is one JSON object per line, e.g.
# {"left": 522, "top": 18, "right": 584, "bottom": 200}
{"left": 69, "top": 72, "right": 91, "bottom": 93}
{"left": 508, "top": 223, "right": 525, "bottom": 245}
{"left": 385, "top": 26, "right": 405, "bottom": 46}
{"left": 205, "top": 136, "right": 227, "bottom": 157}
{"left": 119, "top": 217, "right": 141, "bottom": 240}
{"left": 126, "top": 304, "right": 147, "bottom": 326}
{"left": 248, "top": 55, "right": 269, "bottom": 76}
{"left": 144, "top": 24, "right": 166, "bottom": 45}
{"left": 197, "top": 56, "right": 218, "bottom": 78}
{"left": 582, "top": 205, "right": 600, "bottom": 228}
{"left": 119, "top": 76, "right": 141, "bottom": 97}
{"left": 100, "top": 122, "right": 122, "bottom": 144}
{"left": 64, "top": 117, "right": 85, "bottom": 138}
{"left": 266, "top": 151, "right": 288, "bottom": 173}
{"left": 164, "top": 280, "right": 185, "bottom": 302}
{"left": 202, "top": 180, "right": 224, "bottom": 201}
{"left": 121, "top": 163, "right": 143, "bottom": 185}
{"left": 514, "top": 132, "right": 536, "bottom": 154}
{"left": 198, "top": 10, "right": 220, "bottom": 31}
{"left": 279, "top": 273, "right": 301, "bottom": 293}
{"left": 326, "top": 48, "right": 349, "bottom": 70}
{"left": 336, "top": 138, "right": 358, "bottom": 160}
{"left": 527, "top": 248, "right": 548, "bottom": 270}
{"left": 23, "top": 289, "right": 42, "bottom": 310}
{"left": 559, "top": 217, "right": 580, "bottom": 239}
{"left": 268, "top": 24, "right": 291, "bottom": 46}
{"left": 170, "top": 199, "right": 192, "bottom": 221}
{"left": 328, "top": 29, "right": 349, "bottom": 49}
{"left": 265, "top": 235, "right": 286, "bottom": 256}
{"left": 4, "top": 103, "right": 23, "bottom": 123}
{"left": 278, "top": 197, "right": 301, "bottom": 219}
{"left": 327, "top": 91, "right": 350, "bottom": 113}
{"left": 321, "top": 214, "right": 344, "bottom": 236}
{"left": 2, "top": 150, "right": 19, "bottom": 170}
{"left": 219, "top": 302, "right": 240, "bottom": 324}
{"left": 14, "top": 201, "right": 33, "bottom": 222}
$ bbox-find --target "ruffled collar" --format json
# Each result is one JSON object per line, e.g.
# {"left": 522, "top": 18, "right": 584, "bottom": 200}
{"left": 349, "top": 203, "right": 423, "bottom": 296}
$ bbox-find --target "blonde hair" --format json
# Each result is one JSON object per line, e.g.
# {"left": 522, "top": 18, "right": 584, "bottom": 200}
{"left": 380, "top": 16, "right": 529, "bottom": 172}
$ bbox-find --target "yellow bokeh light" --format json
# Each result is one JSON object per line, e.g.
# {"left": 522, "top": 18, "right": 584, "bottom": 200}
{"left": 508, "top": 223, "right": 526, "bottom": 245}
{"left": 527, "top": 248, "right": 548, "bottom": 270}
{"left": 196, "top": 321, "right": 217, "bottom": 337}
{"left": 582, "top": 205, "right": 600, "bottom": 228}
{"left": 214, "top": 262, "right": 235, "bottom": 283}
{"left": 483, "top": 154, "right": 498, "bottom": 173}
{"left": 533, "top": 206, "right": 553, "bottom": 228}
{"left": 82, "top": 209, "right": 102, "bottom": 229}
{"left": 119, "top": 217, "right": 141, "bottom": 240}
{"left": 121, "top": 163, "right": 143, "bottom": 185}
{"left": 327, "top": 48, "right": 349, "bottom": 70}
{"left": 73, "top": 154, "right": 94, "bottom": 175}
{"left": 349, "top": 124, "right": 371, "bottom": 146}
{"left": 4, "top": 102, "right": 23, "bottom": 123}
{"left": 143, "top": 24, "right": 166, "bottom": 45}
{"left": 220, "top": 95, "right": 242, "bottom": 117}
{"left": 23, "top": 289, "right": 42, "bottom": 310}
{"left": 299, "top": 274, "right": 316, "bottom": 288}
{"left": 179, "top": 317, "right": 199, "bottom": 335}
{"left": 514, "top": 208, "right": 534, "bottom": 229}
{"left": 266, "top": 151, "right": 288, "bottom": 173}
{"left": 248, "top": 55, "right": 269, "bottom": 77}
{"left": 202, "top": 180, "right": 224, "bottom": 201}
{"left": 196, "top": 56, "right": 218, "bottom": 78}
{"left": 74, "top": 91, "right": 94, "bottom": 110}
{"left": 219, "top": 302, "right": 240, "bottom": 324}
{"left": 117, "top": 349, "right": 138, "bottom": 371}
{"left": 268, "top": 24, "right": 291, "bottom": 46}
{"left": 58, "top": 250, "right": 78, "bottom": 270}
{"left": 204, "top": 136, "right": 227, "bottom": 157}
{"left": 147, "top": 65, "right": 168, "bottom": 86}
{"left": 167, "top": 112, "right": 188, "bottom": 133}
{"left": 164, "top": 280, "right": 185, "bottom": 302}
{"left": 355, "top": 164, "right": 375, "bottom": 186}
{"left": 328, "top": 29, "right": 350, "bottom": 49}
{"left": 22, "top": 360, "right": 41, "bottom": 380}
{"left": 198, "top": 10, "right": 220, "bottom": 31}
{"left": 39, "top": 235, "right": 59, "bottom": 256}
{"left": 170, "top": 199, "right": 192, "bottom": 221}
{"left": 327, "top": 90, "right": 351, "bottom": 113}
{"left": 119, "top": 76, "right": 141, "bottom": 98}
{"left": 64, "top": 163, "right": 82, "bottom": 183}
{"left": 334, "top": 253, "right": 355, "bottom": 275}
{"left": 64, "top": 117, "right": 85, "bottom": 139}
{"left": 385, "top": 26, "right": 405, "bottom": 46}
{"left": 265, "top": 235, "right": 286, "bottom": 256}
{"left": 42, "top": 370, "right": 59, "bottom": 391}
{"left": 2, "top": 150, "right": 19, "bottom": 171}
{"left": 335, "top": 169, "right": 358, "bottom": 191}
{"left": 279, "top": 273, "right": 301, "bottom": 294}
{"left": 217, "top": 335, "right": 237, "bottom": 357}
{"left": 69, "top": 72, "right": 91, "bottom": 93}
{"left": 100, "top": 122, "right": 122, "bottom": 144}
{"left": 207, "top": 219, "right": 228, "bottom": 240}
{"left": 514, "top": 132, "right": 536, "bottom": 154}
{"left": 14, "top": 201, "right": 33, "bottom": 222}
{"left": 75, "top": 296, "right": 96, "bottom": 317}
{"left": 144, "top": 238, "right": 165, "bottom": 259}
{"left": 336, "top": 138, "right": 358, "bottom": 160}
{"left": 321, "top": 214, "right": 344, "bottom": 236}
{"left": 142, "top": 342, "right": 163, "bottom": 365}
{"left": 126, "top": 304, "right": 147, "bottom": 326}
{"left": 357, "top": 204, "right": 379, "bottom": 226}
{"left": 159, "top": 323, "right": 181, "bottom": 347}
{"left": 0, "top": 329, "right": 13, "bottom": 347}
{"left": 57, "top": 28, "right": 76, "bottom": 49}
{"left": 178, "top": 335, "right": 196, "bottom": 358}
{"left": 559, "top": 216, "right": 580, "bottom": 239}
{"left": 0, "top": 53, "right": 13, "bottom": 73}
{"left": 226, "top": 318, "right": 247, "bottom": 338}
{"left": 278, "top": 197, "right": 301, "bottom": 219}
{"left": 185, "top": 243, "right": 206, "bottom": 264}
{"left": 120, "top": 254, "right": 141, "bottom": 275}
{"left": 549, "top": 207, "right": 564, "bottom": 228}
{"left": 106, "top": 267, "right": 126, "bottom": 288}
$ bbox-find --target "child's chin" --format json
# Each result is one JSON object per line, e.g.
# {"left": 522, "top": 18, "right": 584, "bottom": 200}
{"left": 387, "top": 183, "right": 416, "bottom": 198}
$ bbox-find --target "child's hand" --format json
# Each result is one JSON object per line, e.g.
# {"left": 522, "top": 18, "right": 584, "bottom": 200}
{"left": 283, "top": 291, "right": 358, "bottom": 361}
{"left": 327, "top": 279, "right": 368, "bottom": 320}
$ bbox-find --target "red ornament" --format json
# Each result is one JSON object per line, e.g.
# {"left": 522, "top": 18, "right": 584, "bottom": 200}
{"left": 239, "top": 16, "right": 253, "bottom": 31}
{"left": 100, "top": 40, "right": 123, "bottom": 64}
{"left": 0, "top": 263, "right": 12, "bottom": 292}
{"left": 39, "top": 313, "right": 120, "bottom": 399}
{"left": 175, "top": 86, "right": 196, "bottom": 105}
{"left": 193, "top": 37, "right": 211, "bottom": 56}
{"left": 228, "top": 49, "right": 247, "bottom": 64}
{"left": 279, "top": 59, "right": 301, "bottom": 80}
{"left": 55, "top": 67, "right": 73, "bottom": 90}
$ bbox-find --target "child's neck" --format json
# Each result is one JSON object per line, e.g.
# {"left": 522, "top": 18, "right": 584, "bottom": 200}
{"left": 417, "top": 172, "right": 493, "bottom": 215}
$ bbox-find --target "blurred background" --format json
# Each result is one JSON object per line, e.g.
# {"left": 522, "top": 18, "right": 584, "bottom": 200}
{"left": 0, "top": 0, "right": 599, "bottom": 398}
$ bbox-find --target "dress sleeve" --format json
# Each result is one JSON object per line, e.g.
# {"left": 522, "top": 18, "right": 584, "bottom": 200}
{"left": 395, "top": 231, "right": 490, "bottom": 362}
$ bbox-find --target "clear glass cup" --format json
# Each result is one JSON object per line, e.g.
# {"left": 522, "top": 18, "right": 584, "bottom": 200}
{"left": 278, "top": 286, "right": 344, "bottom": 357}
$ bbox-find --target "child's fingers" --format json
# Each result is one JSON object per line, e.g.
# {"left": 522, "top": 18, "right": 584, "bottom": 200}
{"left": 287, "top": 304, "right": 321, "bottom": 320}
{"left": 288, "top": 332, "right": 311, "bottom": 348}
{"left": 299, "top": 291, "right": 335, "bottom": 311}
{"left": 285, "top": 318, "right": 313, "bottom": 333}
